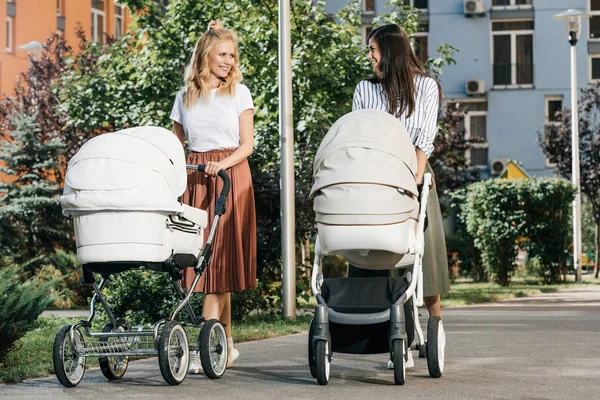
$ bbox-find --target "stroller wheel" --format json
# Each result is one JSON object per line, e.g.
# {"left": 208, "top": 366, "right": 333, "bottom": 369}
{"left": 158, "top": 321, "right": 189, "bottom": 385}
{"left": 315, "top": 340, "right": 330, "bottom": 385}
{"left": 426, "top": 316, "right": 445, "bottom": 378}
{"left": 99, "top": 322, "right": 129, "bottom": 380}
{"left": 391, "top": 339, "right": 406, "bottom": 385}
{"left": 199, "top": 319, "right": 228, "bottom": 379}
{"left": 53, "top": 325, "right": 86, "bottom": 387}
{"left": 308, "top": 319, "right": 317, "bottom": 378}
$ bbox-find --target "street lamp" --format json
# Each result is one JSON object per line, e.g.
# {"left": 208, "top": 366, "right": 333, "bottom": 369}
{"left": 553, "top": 9, "right": 589, "bottom": 283}
{"left": 17, "top": 40, "right": 43, "bottom": 60}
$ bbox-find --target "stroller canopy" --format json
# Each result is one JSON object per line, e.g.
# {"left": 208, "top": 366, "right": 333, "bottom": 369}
{"left": 310, "top": 109, "right": 417, "bottom": 199}
{"left": 61, "top": 126, "right": 186, "bottom": 216}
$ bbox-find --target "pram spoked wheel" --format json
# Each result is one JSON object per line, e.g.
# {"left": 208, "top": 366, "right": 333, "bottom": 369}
{"left": 99, "top": 322, "right": 129, "bottom": 380}
{"left": 426, "top": 316, "right": 445, "bottom": 378}
{"left": 199, "top": 319, "right": 228, "bottom": 379}
{"left": 158, "top": 321, "right": 189, "bottom": 385}
{"left": 53, "top": 325, "right": 86, "bottom": 387}
{"left": 391, "top": 339, "right": 406, "bottom": 385}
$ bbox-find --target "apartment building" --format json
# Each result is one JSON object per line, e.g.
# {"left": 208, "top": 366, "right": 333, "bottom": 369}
{"left": 0, "top": 0, "right": 131, "bottom": 97}
{"left": 326, "top": 0, "right": 593, "bottom": 178}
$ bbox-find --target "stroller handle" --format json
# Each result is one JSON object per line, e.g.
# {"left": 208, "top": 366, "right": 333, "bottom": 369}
{"left": 186, "top": 164, "right": 231, "bottom": 216}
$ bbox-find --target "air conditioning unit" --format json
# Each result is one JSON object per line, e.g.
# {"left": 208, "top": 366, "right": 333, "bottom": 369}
{"left": 466, "top": 79, "right": 485, "bottom": 95}
{"left": 464, "top": 0, "right": 484, "bottom": 16}
{"left": 490, "top": 158, "right": 509, "bottom": 176}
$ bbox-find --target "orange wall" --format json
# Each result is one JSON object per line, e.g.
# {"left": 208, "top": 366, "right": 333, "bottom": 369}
{"left": 0, "top": 0, "right": 131, "bottom": 96}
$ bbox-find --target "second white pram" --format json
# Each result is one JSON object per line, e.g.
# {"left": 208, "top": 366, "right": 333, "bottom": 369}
{"left": 308, "top": 109, "right": 445, "bottom": 385}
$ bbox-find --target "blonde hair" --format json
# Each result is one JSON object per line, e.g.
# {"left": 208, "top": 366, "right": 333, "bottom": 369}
{"left": 183, "top": 20, "right": 243, "bottom": 108}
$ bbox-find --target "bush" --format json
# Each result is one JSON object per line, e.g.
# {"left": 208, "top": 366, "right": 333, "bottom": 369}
{"left": 457, "top": 178, "right": 575, "bottom": 286}
{"left": 36, "top": 251, "right": 93, "bottom": 308}
{"left": 0, "top": 267, "right": 56, "bottom": 362}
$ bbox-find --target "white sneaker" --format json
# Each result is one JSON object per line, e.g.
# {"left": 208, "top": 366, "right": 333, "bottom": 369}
{"left": 387, "top": 347, "right": 414, "bottom": 369}
{"left": 227, "top": 346, "right": 239, "bottom": 368}
{"left": 188, "top": 350, "right": 204, "bottom": 374}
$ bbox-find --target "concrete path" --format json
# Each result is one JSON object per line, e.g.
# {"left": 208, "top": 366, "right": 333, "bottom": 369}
{"left": 3, "top": 285, "right": 600, "bottom": 400}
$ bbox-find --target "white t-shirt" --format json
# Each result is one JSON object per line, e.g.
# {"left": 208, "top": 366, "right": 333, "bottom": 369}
{"left": 170, "top": 83, "right": 255, "bottom": 152}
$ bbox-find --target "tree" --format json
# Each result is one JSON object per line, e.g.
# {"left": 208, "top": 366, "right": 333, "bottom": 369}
{"left": 0, "top": 33, "right": 73, "bottom": 184}
{"left": 539, "top": 82, "right": 600, "bottom": 278}
{"left": 0, "top": 112, "right": 72, "bottom": 264}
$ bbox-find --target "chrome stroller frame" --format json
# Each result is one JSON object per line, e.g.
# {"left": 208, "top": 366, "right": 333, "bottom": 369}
{"left": 308, "top": 173, "right": 445, "bottom": 385}
{"left": 53, "top": 165, "right": 230, "bottom": 387}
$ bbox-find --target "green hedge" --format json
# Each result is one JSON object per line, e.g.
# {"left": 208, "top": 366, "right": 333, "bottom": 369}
{"left": 456, "top": 178, "right": 575, "bottom": 286}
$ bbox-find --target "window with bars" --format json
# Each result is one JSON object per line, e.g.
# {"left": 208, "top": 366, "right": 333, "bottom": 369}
{"left": 492, "top": 20, "right": 534, "bottom": 86}
{"left": 91, "top": 0, "right": 106, "bottom": 43}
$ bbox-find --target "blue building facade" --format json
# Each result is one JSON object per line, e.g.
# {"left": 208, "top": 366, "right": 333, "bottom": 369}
{"left": 325, "top": 0, "right": 593, "bottom": 177}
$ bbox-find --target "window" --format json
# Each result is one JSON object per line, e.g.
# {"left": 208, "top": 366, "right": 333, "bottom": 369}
{"left": 57, "top": 0, "right": 62, "bottom": 15}
{"left": 590, "top": 0, "right": 600, "bottom": 40}
{"left": 492, "top": 0, "right": 532, "bottom": 6}
{"left": 492, "top": 20, "right": 534, "bottom": 87}
{"left": 6, "top": 16, "right": 13, "bottom": 52}
{"left": 448, "top": 100, "right": 489, "bottom": 168}
{"left": 362, "top": 25, "right": 372, "bottom": 46}
{"left": 412, "top": 22, "right": 429, "bottom": 64}
{"left": 591, "top": 55, "right": 600, "bottom": 81}
{"left": 545, "top": 96, "right": 562, "bottom": 124}
{"left": 363, "top": 0, "right": 375, "bottom": 13}
{"left": 91, "top": 0, "right": 106, "bottom": 43}
{"left": 544, "top": 95, "right": 562, "bottom": 167}
{"left": 114, "top": 3, "right": 125, "bottom": 39}
{"left": 403, "top": 0, "right": 428, "bottom": 10}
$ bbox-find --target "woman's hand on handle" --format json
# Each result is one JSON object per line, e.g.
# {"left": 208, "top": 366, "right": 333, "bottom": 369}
{"left": 205, "top": 160, "right": 228, "bottom": 176}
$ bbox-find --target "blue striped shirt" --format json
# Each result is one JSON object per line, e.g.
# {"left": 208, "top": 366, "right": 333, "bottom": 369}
{"left": 352, "top": 76, "right": 439, "bottom": 158}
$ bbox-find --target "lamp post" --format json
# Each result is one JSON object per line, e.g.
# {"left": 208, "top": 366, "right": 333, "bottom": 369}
{"left": 17, "top": 40, "right": 43, "bottom": 60}
{"left": 553, "top": 9, "right": 589, "bottom": 283}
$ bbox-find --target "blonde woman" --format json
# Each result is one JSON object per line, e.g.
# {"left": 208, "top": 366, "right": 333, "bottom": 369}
{"left": 170, "top": 20, "right": 256, "bottom": 373}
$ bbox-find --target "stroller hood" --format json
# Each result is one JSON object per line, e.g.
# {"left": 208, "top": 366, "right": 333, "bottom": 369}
{"left": 310, "top": 109, "right": 418, "bottom": 199}
{"left": 60, "top": 126, "right": 186, "bottom": 215}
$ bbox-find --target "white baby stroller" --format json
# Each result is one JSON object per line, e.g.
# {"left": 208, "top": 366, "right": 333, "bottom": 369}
{"left": 53, "top": 126, "right": 230, "bottom": 387}
{"left": 308, "top": 109, "right": 444, "bottom": 385}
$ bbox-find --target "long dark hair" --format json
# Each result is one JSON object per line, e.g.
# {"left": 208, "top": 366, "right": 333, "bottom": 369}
{"left": 367, "top": 24, "right": 440, "bottom": 118}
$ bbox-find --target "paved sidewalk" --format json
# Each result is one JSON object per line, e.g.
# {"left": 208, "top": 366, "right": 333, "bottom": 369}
{"left": 4, "top": 285, "right": 600, "bottom": 400}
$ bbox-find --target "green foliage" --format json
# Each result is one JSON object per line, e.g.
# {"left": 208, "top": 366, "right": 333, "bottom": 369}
{"left": 457, "top": 178, "right": 575, "bottom": 286}
{"left": 102, "top": 269, "right": 198, "bottom": 325}
{"left": 539, "top": 82, "right": 600, "bottom": 275}
{"left": 0, "top": 112, "right": 72, "bottom": 263}
{"left": 54, "top": 0, "right": 460, "bottom": 313}
{"left": 0, "top": 267, "right": 56, "bottom": 362}
{"left": 36, "top": 251, "right": 93, "bottom": 308}
{"left": 520, "top": 179, "right": 576, "bottom": 283}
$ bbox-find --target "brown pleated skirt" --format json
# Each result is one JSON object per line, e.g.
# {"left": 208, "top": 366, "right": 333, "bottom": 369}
{"left": 347, "top": 162, "right": 450, "bottom": 297}
{"left": 182, "top": 149, "right": 257, "bottom": 294}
